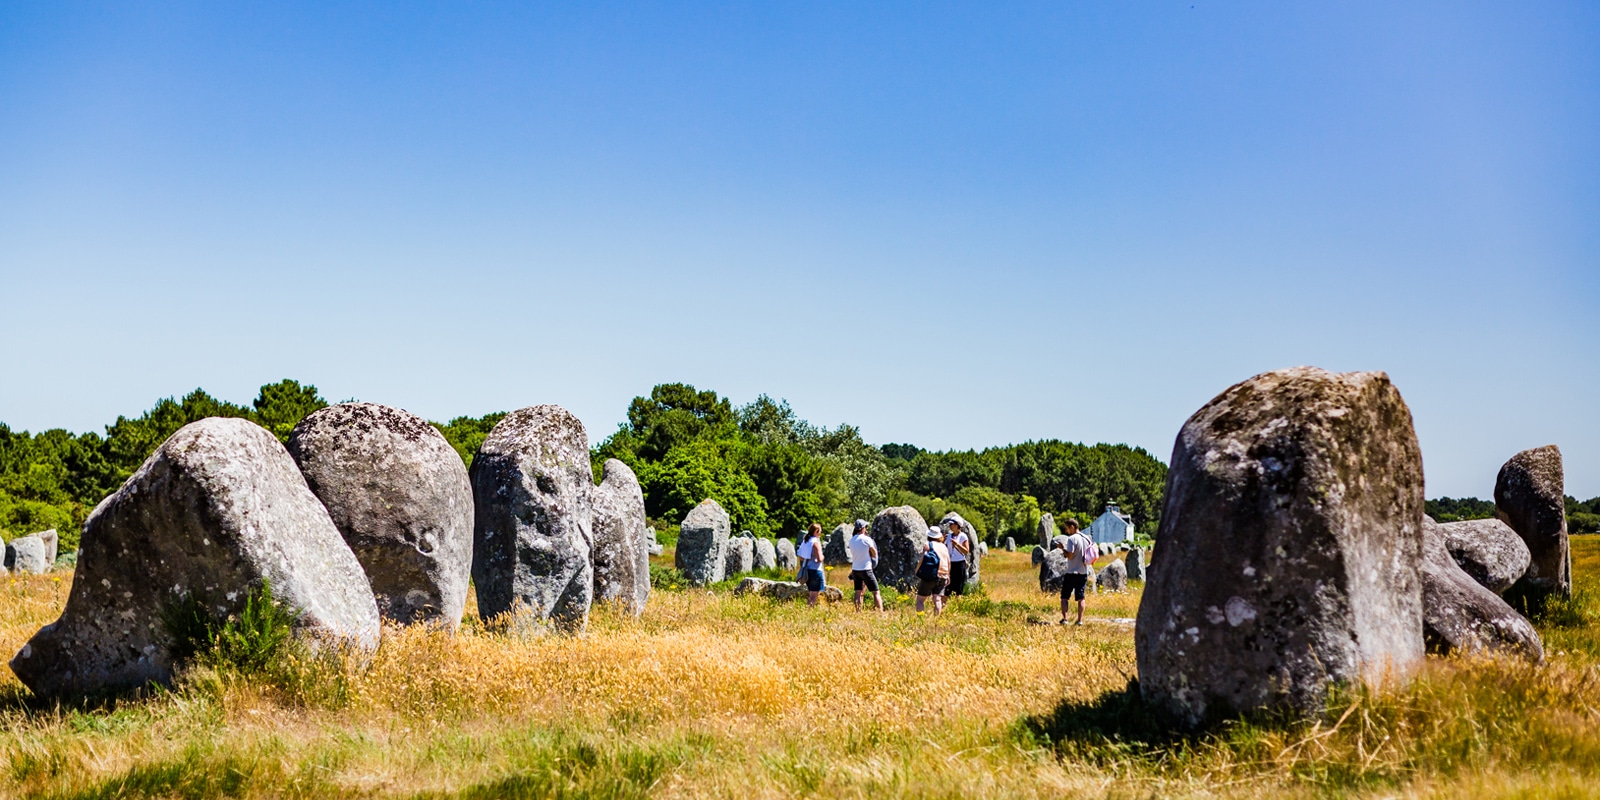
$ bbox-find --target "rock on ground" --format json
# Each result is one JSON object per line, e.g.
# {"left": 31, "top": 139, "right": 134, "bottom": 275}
{"left": 733, "top": 577, "right": 843, "bottom": 603}
{"left": 1435, "top": 517, "right": 1529, "bottom": 595}
{"left": 675, "top": 500, "right": 731, "bottom": 586}
{"left": 1495, "top": 445, "right": 1571, "bottom": 605}
{"left": 1039, "top": 536, "right": 1070, "bottom": 592}
{"left": 1004, "top": 537, "right": 1016, "bottom": 552}
{"left": 824, "top": 523, "right": 852, "bottom": 566}
{"left": 1098, "top": 558, "right": 1128, "bottom": 592}
{"left": 5, "top": 529, "right": 57, "bottom": 574}
{"left": 1126, "top": 548, "right": 1146, "bottom": 581}
{"left": 775, "top": 538, "right": 797, "bottom": 571}
{"left": 1421, "top": 518, "right": 1543, "bottom": 661}
{"left": 469, "top": 406, "right": 595, "bottom": 633}
{"left": 724, "top": 536, "right": 754, "bottom": 578}
{"left": 288, "top": 402, "right": 473, "bottom": 629}
{"left": 591, "top": 459, "right": 651, "bottom": 616}
{"left": 753, "top": 538, "right": 777, "bottom": 570}
{"left": 870, "top": 506, "right": 931, "bottom": 591}
{"left": 10, "top": 418, "right": 379, "bottom": 699}
{"left": 1038, "top": 513, "right": 1056, "bottom": 548}
{"left": 1134, "top": 367, "right": 1427, "bottom": 730}
{"left": 941, "top": 511, "right": 981, "bottom": 585}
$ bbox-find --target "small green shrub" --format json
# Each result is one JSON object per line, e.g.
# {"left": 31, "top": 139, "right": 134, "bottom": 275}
{"left": 161, "top": 580, "right": 298, "bottom": 673}
{"left": 649, "top": 564, "right": 687, "bottom": 591}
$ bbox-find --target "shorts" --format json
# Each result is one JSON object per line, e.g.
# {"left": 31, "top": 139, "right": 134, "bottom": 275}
{"left": 1060, "top": 572, "right": 1088, "bottom": 601}
{"left": 850, "top": 569, "right": 879, "bottom": 592}
{"left": 917, "top": 576, "right": 948, "bottom": 597}
{"left": 945, "top": 561, "right": 968, "bottom": 596}
{"left": 804, "top": 567, "right": 825, "bottom": 593}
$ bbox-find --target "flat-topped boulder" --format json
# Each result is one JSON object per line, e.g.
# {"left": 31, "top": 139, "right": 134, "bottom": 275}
{"left": 591, "top": 459, "right": 651, "bottom": 616}
{"left": 733, "top": 577, "right": 843, "bottom": 603}
{"left": 470, "top": 406, "right": 595, "bottom": 633}
{"left": 288, "top": 402, "right": 473, "bottom": 628}
{"left": 870, "top": 506, "right": 930, "bottom": 591}
{"left": 1421, "top": 518, "right": 1542, "bottom": 661}
{"left": 675, "top": 500, "right": 730, "bottom": 586}
{"left": 1495, "top": 445, "right": 1570, "bottom": 606}
{"left": 11, "top": 417, "right": 379, "bottom": 698}
{"left": 1435, "top": 517, "right": 1528, "bottom": 595}
{"left": 1135, "top": 367, "right": 1426, "bottom": 729}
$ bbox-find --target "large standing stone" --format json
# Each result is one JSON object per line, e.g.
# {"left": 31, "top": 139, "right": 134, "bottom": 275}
{"left": 591, "top": 459, "right": 651, "bottom": 616}
{"left": 753, "top": 538, "right": 778, "bottom": 570}
{"left": 675, "top": 500, "right": 730, "bottom": 586}
{"left": 775, "top": 537, "right": 797, "bottom": 570}
{"left": 1135, "top": 367, "right": 1426, "bottom": 729}
{"left": 288, "top": 403, "right": 473, "bottom": 629}
{"left": 470, "top": 406, "right": 595, "bottom": 633}
{"left": 1435, "top": 517, "right": 1529, "bottom": 595}
{"left": 1098, "top": 558, "right": 1128, "bottom": 592}
{"left": 871, "top": 506, "right": 931, "bottom": 591}
{"left": 5, "top": 529, "right": 56, "bottom": 574}
{"left": 1038, "top": 513, "right": 1056, "bottom": 548}
{"left": 1421, "top": 518, "right": 1543, "bottom": 661}
{"left": 1126, "top": 547, "right": 1146, "bottom": 581}
{"left": 1004, "top": 537, "right": 1016, "bottom": 552}
{"left": 1039, "top": 545, "right": 1069, "bottom": 593}
{"left": 10, "top": 418, "right": 379, "bottom": 698}
{"left": 724, "top": 536, "right": 754, "bottom": 578}
{"left": 824, "top": 523, "right": 852, "bottom": 566}
{"left": 1495, "top": 446, "right": 1570, "bottom": 605}
{"left": 941, "top": 512, "right": 981, "bottom": 586}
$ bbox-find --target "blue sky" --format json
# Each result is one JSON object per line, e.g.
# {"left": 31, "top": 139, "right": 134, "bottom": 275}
{"left": 2, "top": 2, "right": 1596, "bottom": 499}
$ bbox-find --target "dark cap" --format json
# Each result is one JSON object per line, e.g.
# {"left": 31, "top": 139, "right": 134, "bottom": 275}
{"left": 853, "top": 519, "right": 869, "bottom": 532}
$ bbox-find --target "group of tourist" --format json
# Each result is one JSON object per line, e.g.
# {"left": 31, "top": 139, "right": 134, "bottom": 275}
{"left": 792, "top": 518, "right": 974, "bottom": 613}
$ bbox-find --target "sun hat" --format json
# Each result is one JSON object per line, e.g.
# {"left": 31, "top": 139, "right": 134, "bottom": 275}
{"left": 927, "top": 527, "right": 943, "bottom": 539}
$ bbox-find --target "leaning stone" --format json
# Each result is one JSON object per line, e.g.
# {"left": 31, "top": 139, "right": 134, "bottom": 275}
{"left": 733, "top": 577, "right": 843, "bottom": 603}
{"left": 1421, "top": 518, "right": 1543, "bottom": 661}
{"left": 870, "top": 506, "right": 931, "bottom": 591}
{"left": 1098, "top": 559, "right": 1128, "bottom": 592}
{"left": 1038, "top": 513, "right": 1056, "bottom": 548}
{"left": 1435, "top": 517, "right": 1528, "bottom": 595}
{"left": 724, "top": 536, "right": 754, "bottom": 578}
{"left": 1496, "top": 445, "right": 1570, "bottom": 605}
{"left": 1004, "top": 537, "right": 1016, "bottom": 552}
{"left": 591, "top": 459, "right": 651, "bottom": 616}
{"left": 470, "top": 406, "right": 595, "bottom": 633}
{"left": 824, "top": 523, "right": 852, "bottom": 566}
{"left": 1126, "top": 548, "right": 1145, "bottom": 581}
{"left": 1134, "top": 367, "right": 1427, "bottom": 730}
{"left": 10, "top": 418, "right": 379, "bottom": 699}
{"left": 753, "top": 538, "right": 777, "bottom": 570}
{"left": 5, "top": 531, "right": 54, "bottom": 575}
{"left": 775, "top": 537, "right": 797, "bottom": 570}
{"left": 288, "top": 402, "right": 473, "bottom": 629}
{"left": 675, "top": 500, "right": 731, "bottom": 586}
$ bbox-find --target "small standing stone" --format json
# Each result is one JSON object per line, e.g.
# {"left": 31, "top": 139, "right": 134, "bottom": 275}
{"left": 824, "top": 523, "right": 852, "bottom": 566}
{"left": 753, "top": 538, "right": 777, "bottom": 570}
{"left": 591, "top": 459, "right": 651, "bottom": 616}
{"left": 1098, "top": 559, "right": 1128, "bottom": 592}
{"left": 675, "top": 500, "right": 731, "bottom": 586}
{"left": 1038, "top": 513, "right": 1056, "bottom": 549}
{"left": 1004, "top": 537, "right": 1016, "bottom": 552}
{"left": 775, "top": 537, "right": 798, "bottom": 570}
{"left": 1495, "top": 445, "right": 1570, "bottom": 605}
{"left": 1125, "top": 547, "right": 1145, "bottom": 581}
{"left": 723, "top": 536, "right": 755, "bottom": 578}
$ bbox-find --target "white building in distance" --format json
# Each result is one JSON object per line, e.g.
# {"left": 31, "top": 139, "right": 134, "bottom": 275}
{"left": 1089, "top": 503, "right": 1135, "bottom": 545}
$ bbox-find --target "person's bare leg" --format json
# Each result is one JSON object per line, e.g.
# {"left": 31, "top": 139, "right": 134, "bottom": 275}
{"left": 853, "top": 589, "right": 863, "bottom": 610}
{"left": 1060, "top": 593, "right": 1070, "bottom": 623}
{"left": 873, "top": 591, "right": 884, "bottom": 611}
{"left": 808, "top": 591, "right": 820, "bottom": 607}
{"left": 1075, "top": 596, "right": 1086, "bottom": 624}
{"left": 915, "top": 594, "right": 927, "bottom": 612}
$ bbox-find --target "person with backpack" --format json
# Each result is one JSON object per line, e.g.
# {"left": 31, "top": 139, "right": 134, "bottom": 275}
{"left": 915, "top": 526, "right": 951, "bottom": 615}
{"left": 1055, "top": 518, "right": 1095, "bottom": 625}
{"left": 797, "top": 522, "right": 827, "bottom": 607}
{"left": 847, "top": 519, "right": 883, "bottom": 612}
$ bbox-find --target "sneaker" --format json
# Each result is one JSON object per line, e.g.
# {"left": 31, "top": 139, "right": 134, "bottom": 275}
{"left": 1057, "top": 619, "right": 1069, "bottom": 625}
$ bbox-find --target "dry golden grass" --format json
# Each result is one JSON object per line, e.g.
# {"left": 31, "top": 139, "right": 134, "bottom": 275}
{"left": 0, "top": 543, "right": 1596, "bottom": 799}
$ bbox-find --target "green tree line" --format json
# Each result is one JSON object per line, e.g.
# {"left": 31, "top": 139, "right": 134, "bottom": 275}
{"left": 1424, "top": 495, "right": 1600, "bottom": 534}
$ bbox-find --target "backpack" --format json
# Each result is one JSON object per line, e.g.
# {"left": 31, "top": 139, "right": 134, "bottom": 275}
{"left": 1084, "top": 540, "right": 1100, "bottom": 563}
{"left": 916, "top": 546, "right": 942, "bottom": 581}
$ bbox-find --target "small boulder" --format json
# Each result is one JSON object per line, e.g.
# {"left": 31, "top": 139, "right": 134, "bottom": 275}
{"left": 1495, "top": 445, "right": 1571, "bottom": 605}
{"left": 824, "top": 523, "right": 852, "bottom": 566}
{"left": 10, "top": 418, "right": 379, "bottom": 698}
{"left": 1004, "top": 537, "right": 1016, "bottom": 552}
{"left": 753, "top": 538, "right": 778, "bottom": 570}
{"left": 288, "top": 403, "right": 473, "bottom": 628}
{"left": 724, "top": 536, "right": 754, "bottom": 578}
{"left": 1435, "top": 517, "right": 1528, "bottom": 595}
{"left": 1421, "top": 518, "right": 1543, "bottom": 661}
{"left": 5, "top": 529, "right": 56, "bottom": 575}
{"left": 1126, "top": 548, "right": 1146, "bottom": 581}
{"left": 675, "top": 500, "right": 731, "bottom": 586}
{"left": 775, "top": 537, "right": 798, "bottom": 570}
{"left": 591, "top": 459, "right": 651, "bottom": 616}
{"left": 1098, "top": 559, "right": 1128, "bottom": 592}
{"left": 870, "top": 506, "right": 931, "bottom": 591}
{"left": 733, "top": 577, "right": 843, "bottom": 603}
{"left": 470, "top": 406, "right": 595, "bottom": 633}
{"left": 1135, "top": 367, "right": 1427, "bottom": 729}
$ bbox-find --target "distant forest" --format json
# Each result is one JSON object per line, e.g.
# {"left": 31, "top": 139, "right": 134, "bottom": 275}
{"left": 4, "top": 380, "right": 1593, "bottom": 550}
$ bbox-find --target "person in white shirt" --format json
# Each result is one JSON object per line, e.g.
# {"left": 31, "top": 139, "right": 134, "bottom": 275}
{"left": 1054, "top": 518, "right": 1093, "bottom": 625}
{"left": 942, "top": 519, "right": 971, "bottom": 597}
{"left": 846, "top": 518, "right": 883, "bottom": 611}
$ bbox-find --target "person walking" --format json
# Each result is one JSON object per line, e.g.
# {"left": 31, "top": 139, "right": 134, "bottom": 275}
{"left": 1055, "top": 518, "right": 1093, "bottom": 625}
{"left": 846, "top": 519, "right": 883, "bottom": 611}
{"left": 797, "top": 522, "right": 827, "bottom": 607}
{"left": 914, "top": 526, "right": 951, "bottom": 615}
{"left": 942, "top": 519, "right": 971, "bottom": 598}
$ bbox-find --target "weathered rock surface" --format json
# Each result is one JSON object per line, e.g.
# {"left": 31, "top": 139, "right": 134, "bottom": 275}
{"left": 941, "top": 511, "right": 981, "bottom": 585}
{"left": 10, "top": 418, "right": 379, "bottom": 698}
{"left": 1421, "top": 518, "right": 1543, "bottom": 661}
{"left": 871, "top": 506, "right": 931, "bottom": 591}
{"left": 977, "top": 541, "right": 988, "bottom": 557}
{"left": 1495, "top": 446, "right": 1570, "bottom": 604}
{"left": 1135, "top": 367, "right": 1427, "bottom": 729}
{"left": 1435, "top": 517, "right": 1528, "bottom": 595}
{"left": 824, "top": 523, "right": 852, "bottom": 566}
{"left": 675, "top": 500, "right": 730, "bottom": 586}
{"left": 753, "top": 538, "right": 777, "bottom": 570}
{"left": 288, "top": 403, "right": 473, "bottom": 628}
{"left": 1031, "top": 545, "right": 1046, "bottom": 566}
{"left": 733, "top": 577, "right": 843, "bottom": 603}
{"left": 1038, "top": 513, "right": 1056, "bottom": 548}
{"left": 646, "top": 527, "right": 664, "bottom": 557}
{"left": 1099, "top": 558, "right": 1128, "bottom": 592}
{"left": 1039, "top": 536, "right": 1070, "bottom": 592}
{"left": 469, "top": 406, "right": 595, "bottom": 633}
{"left": 1004, "top": 537, "right": 1016, "bottom": 552}
{"left": 5, "top": 529, "right": 56, "bottom": 574}
{"left": 724, "top": 536, "right": 754, "bottom": 578}
{"left": 591, "top": 459, "right": 651, "bottom": 616}
{"left": 775, "top": 537, "right": 797, "bottom": 570}
{"left": 1126, "top": 547, "right": 1145, "bottom": 581}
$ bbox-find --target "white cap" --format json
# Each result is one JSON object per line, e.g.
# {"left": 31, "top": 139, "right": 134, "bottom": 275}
{"left": 927, "top": 527, "right": 943, "bottom": 539}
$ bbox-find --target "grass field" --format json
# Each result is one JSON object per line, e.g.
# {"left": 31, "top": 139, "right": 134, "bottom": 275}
{"left": 1, "top": 540, "right": 1596, "bottom": 799}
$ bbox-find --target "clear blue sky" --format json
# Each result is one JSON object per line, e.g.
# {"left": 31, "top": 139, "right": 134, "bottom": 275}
{"left": 2, "top": 2, "right": 1596, "bottom": 500}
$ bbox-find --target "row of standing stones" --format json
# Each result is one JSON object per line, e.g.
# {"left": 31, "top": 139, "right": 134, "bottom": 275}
{"left": 1135, "top": 366, "right": 1567, "bottom": 729}
{"left": 9, "top": 402, "right": 656, "bottom": 699}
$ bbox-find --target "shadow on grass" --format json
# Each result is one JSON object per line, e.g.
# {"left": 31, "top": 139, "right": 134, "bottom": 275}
{"left": 1015, "top": 678, "right": 1185, "bottom": 758}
